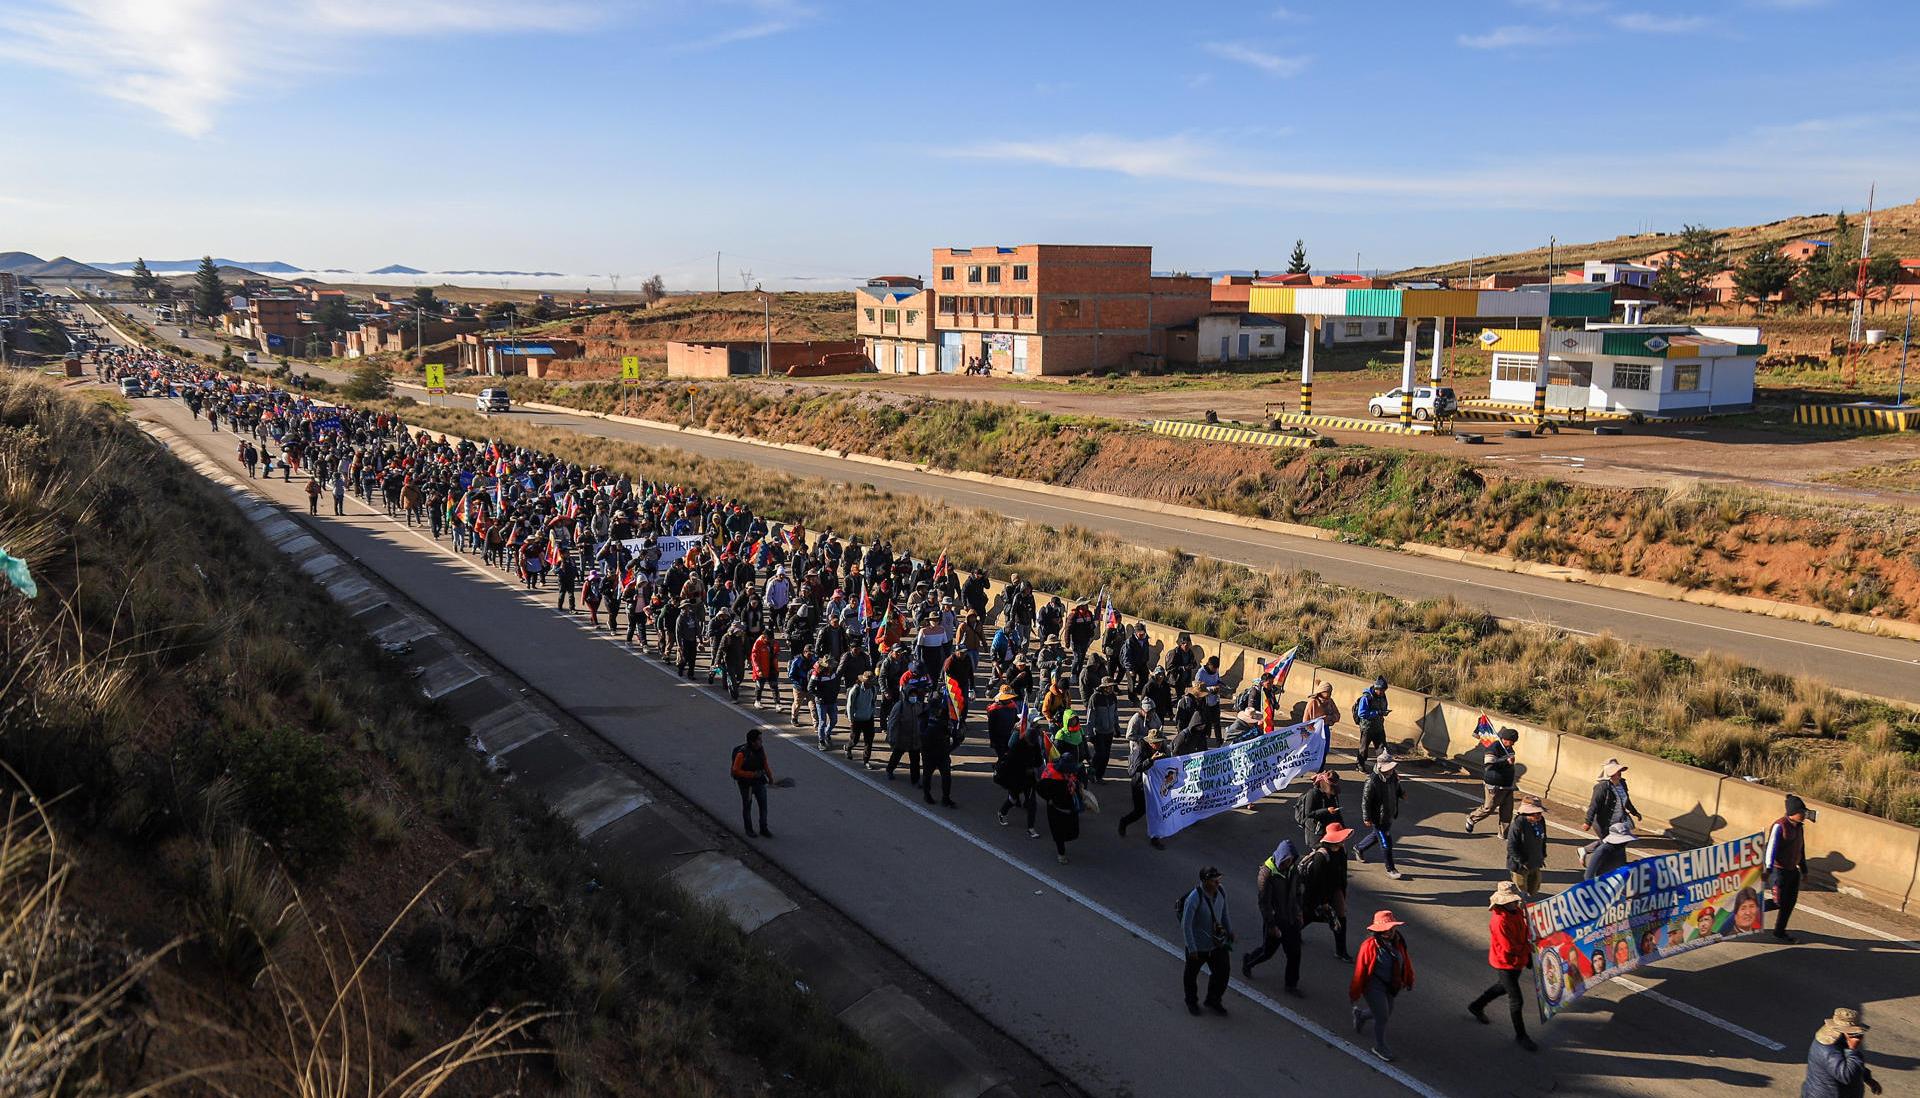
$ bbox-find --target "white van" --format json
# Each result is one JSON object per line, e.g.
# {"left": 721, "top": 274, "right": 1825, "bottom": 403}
{"left": 477, "top": 388, "right": 511, "bottom": 414}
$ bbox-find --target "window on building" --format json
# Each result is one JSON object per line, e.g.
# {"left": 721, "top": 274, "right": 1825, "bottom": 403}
{"left": 882, "top": 309, "right": 898, "bottom": 324}
{"left": 1258, "top": 333, "right": 1275, "bottom": 348}
{"left": 1012, "top": 264, "right": 1029, "bottom": 281}
{"left": 1613, "top": 363, "right": 1652, "bottom": 391}
{"left": 1672, "top": 364, "right": 1701, "bottom": 391}
{"left": 986, "top": 266, "right": 1002, "bottom": 284}
{"left": 1344, "top": 321, "right": 1363, "bottom": 337}
{"left": 906, "top": 310, "right": 919, "bottom": 324}
{"left": 1056, "top": 298, "right": 1081, "bottom": 318}
{"left": 967, "top": 265, "right": 982, "bottom": 283}
{"left": 1547, "top": 359, "right": 1593, "bottom": 388}
{"left": 863, "top": 308, "right": 875, "bottom": 321}
{"left": 1492, "top": 354, "right": 1536, "bottom": 383}
{"left": 1375, "top": 321, "right": 1390, "bottom": 336}
{"left": 940, "top": 266, "right": 954, "bottom": 281}
{"left": 939, "top": 296, "right": 957, "bottom": 313}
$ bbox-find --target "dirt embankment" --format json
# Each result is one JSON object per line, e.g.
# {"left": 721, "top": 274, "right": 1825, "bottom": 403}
{"left": 520, "top": 292, "right": 856, "bottom": 381}
{"left": 508, "top": 380, "right": 1920, "bottom": 623}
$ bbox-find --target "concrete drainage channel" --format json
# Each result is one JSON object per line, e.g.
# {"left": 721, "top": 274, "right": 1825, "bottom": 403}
{"left": 145, "top": 422, "right": 1063, "bottom": 1098}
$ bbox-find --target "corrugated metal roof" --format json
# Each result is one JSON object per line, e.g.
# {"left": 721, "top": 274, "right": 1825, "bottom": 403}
{"left": 495, "top": 344, "right": 555, "bottom": 355}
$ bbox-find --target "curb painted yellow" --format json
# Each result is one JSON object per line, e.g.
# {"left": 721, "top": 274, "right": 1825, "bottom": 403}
{"left": 1793, "top": 403, "right": 1919, "bottom": 432}
{"left": 1149, "top": 419, "right": 1332, "bottom": 449}
{"left": 1275, "top": 411, "right": 1436, "bottom": 434}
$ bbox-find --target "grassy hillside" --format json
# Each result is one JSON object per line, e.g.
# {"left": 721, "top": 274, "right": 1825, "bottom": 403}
{"left": 1395, "top": 199, "right": 1920, "bottom": 279}
{"left": 0, "top": 374, "right": 907, "bottom": 1095}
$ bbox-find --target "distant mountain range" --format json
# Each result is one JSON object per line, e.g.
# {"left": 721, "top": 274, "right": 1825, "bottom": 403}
{"left": 0, "top": 252, "right": 119, "bottom": 280}
{"left": 92, "top": 258, "right": 304, "bottom": 274}
{"left": 370, "top": 264, "right": 425, "bottom": 275}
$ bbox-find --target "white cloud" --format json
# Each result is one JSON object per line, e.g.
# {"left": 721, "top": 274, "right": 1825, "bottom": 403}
{"left": 1268, "top": 4, "right": 1307, "bottom": 20}
{"left": 0, "top": 0, "right": 606, "bottom": 138}
{"left": 1611, "top": 11, "right": 1711, "bottom": 33}
{"left": 939, "top": 124, "right": 1920, "bottom": 210}
{"left": 671, "top": 0, "right": 815, "bottom": 51}
{"left": 1201, "top": 42, "right": 1309, "bottom": 77}
{"left": 1456, "top": 24, "right": 1569, "bottom": 49}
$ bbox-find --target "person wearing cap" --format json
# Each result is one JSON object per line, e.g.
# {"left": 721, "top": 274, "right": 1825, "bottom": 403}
{"left": 1355, "top": 752, "right": 1408, "bottom": 881}
{"left": 1243, "top": 839, "right": 1304, "bottom": 993}
{"left": 1300, "top": 822, "right": 1353, "bottom": 961}
{"left": 1348, "top": 909, "right": 1414, "bottom": 1062}
{"left": 1179, "top": 866, "right": 1236, "bottom": 1016}
{"left": 1086, "top": 675, "right": 1120, "bottom": 783}
{"left": 1041, "top": 672, "right": 1072, "bottom": 727}
{"left": 985, "top": 683, "right": 1022, "bottom": 758}
{"left": 1584, "top": 759, "right": 1643, "bottom": 837}
{"left": 1355, "top": 677, "right": 1390, "bottom": 774}
{"left": 1768, "top": 794, "right": 1812, "bottom": 943}
{"left": 1143, "top": 664, "right": 1174, "bottom": 721}
{"left": 1301, "top": 768, "right": 1345, "bottom": 848}
{"left": 1194, "top": 655, "right": 1225, "bottom": 746}
{"left": 1467, "top": 726, "right": 1521, "bottom": 835}
{"left": 1228, "top": 706, "right": 1263, "bottom": 741}
{"left": 1584, "top": 822, "right": 1635, "bottom": 881}
{"left": 1117, "top": 705, "right": 1168, "bottom": 849}
{"left": 1468, "top": 880, "right": 1538, "bottom": 1051}
{"left": 1506, "top": 798, "right": 1550, "bottom": 896}
{"left": 1303, "top": 681, "right": 1340, "bottom": 731}
{"left": 1802, "top": 1007, "right": 1880, "bottom": 1097}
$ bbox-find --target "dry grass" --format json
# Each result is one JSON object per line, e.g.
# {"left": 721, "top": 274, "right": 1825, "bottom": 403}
{"left": 2, "top": 373, "right": 913, "bottom": 1096}
{"left": 387, "top": 400, "right": 1920, "bottom": 824}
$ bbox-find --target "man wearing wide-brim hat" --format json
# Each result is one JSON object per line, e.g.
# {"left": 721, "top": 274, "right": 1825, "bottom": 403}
{"left": 1468, "top": 881, "right": 1539, "bottom": 1052}
{"left": 1803, "top": 1006, "right": 1879, "bottom": 1097}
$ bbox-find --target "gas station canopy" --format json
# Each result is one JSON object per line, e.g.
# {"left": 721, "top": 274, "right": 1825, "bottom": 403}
{"left": 1248, "top": 286, "right": 1613, "bottom": 320}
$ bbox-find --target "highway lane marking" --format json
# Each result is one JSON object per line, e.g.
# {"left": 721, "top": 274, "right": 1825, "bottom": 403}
{"left": 156, "top": 399, "right": 1917, "bottom": 1069}
{"left": 543, "top": 412, "right": 1920, "bottom": 674}
{"left": 155, "top": 414, "right": 1448, "bottom": 1098}
{"left": 1611, "top": 978, "right": 1785, "bottom": 1051}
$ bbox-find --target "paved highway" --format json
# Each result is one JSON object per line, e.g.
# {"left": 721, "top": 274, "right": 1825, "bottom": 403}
{"left": 129, "top": 387, "right": 1920, "bottom": 1098}
{"left": 84, "top": 296, "right": 1920, "bottom": 703}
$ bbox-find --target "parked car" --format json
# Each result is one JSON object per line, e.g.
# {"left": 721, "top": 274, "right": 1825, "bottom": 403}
{"left": 243, "top": 350, "right": 259, "bottom": 364}
{"left": 118, "top": 377, "right": 144, "bottom": 398}
{"left": 476, "top": 388, "right": 511, "bottom": 414}
{"left": 1367, "top": 385, "right": 1458, "bottom": 420}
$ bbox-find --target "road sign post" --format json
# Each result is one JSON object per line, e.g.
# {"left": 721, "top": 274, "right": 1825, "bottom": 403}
{"left": 621, "top": 355, "right": 640, "bottom": 385}
{"left": 425, "top": 363, "right": 446, "bottom": 393}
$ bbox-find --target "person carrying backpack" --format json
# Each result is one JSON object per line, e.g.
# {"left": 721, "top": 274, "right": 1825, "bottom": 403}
{"left": 1349, "top": 910, "right": 1415, "bottom": 1063}
{"left": 1242, "top": 839, "right": 1303, "bottom": 994}
{"left": 1298, "top": 769, "right": 1344, "bottom": 847}
{"left": 1179, "top": 866, "right": 1235, "bottom": 1016}
{"left": 1354, "top": 677, "right": 1389, "bottom": 773}
{"left": 1300, "top": 822, "right": 1353, "bottom": 961}
{"left": 731, "top": 728, "right": 774, "bottom": 838}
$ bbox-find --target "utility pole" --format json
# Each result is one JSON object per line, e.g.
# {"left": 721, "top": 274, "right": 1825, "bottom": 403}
{"left": 1850, "top": 182, "right": 1876, "bottom": 346}
{"left": 716, "top": 252, "right": 722, "bottom": 293}
{"left": 1899, "top": 298, "right": 1913, "bottom": 408}
{"left": 761, "top": 292, "right": 772, "bottom": 377}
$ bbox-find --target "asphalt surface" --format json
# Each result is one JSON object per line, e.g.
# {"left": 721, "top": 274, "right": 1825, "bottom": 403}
{"left": 128, "top": 387, "right": 1920, "bottom": 1098}
{"left": 88, "top": 298, "right": 1920, "bottom": 702}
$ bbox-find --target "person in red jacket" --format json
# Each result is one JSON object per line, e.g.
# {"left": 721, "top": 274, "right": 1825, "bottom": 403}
{"left": 1467, "top": 881, "right": 1539, "bottom": 1051}
{"left": 750, "top": 632, "right": 781, "bottom": 706}
{"left": 1349, "top": 910, "right": 1415, "bottom": 1063}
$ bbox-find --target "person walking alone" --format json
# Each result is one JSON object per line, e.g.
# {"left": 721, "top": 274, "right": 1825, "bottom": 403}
{"left": 1354, "top": 677, "right": 1389, "bottom": 773}
{"left": 1180, "top": 866, "right": 1235, "bottom": 1017}
{"left": 1466, "top": 726, "right": 1520, "bottom": 835}
{"left": 1349, "top": 910, "right": 1415, "bottom": 1063}
{"left": 1467, "top": 881, "right": 1538, "bottom": 1051}
{"left": 1767, "top": 794, "right": 1811, "bottom": 944}
{"left": 730, "top": 728, "right": 774, "bottom": 838}
{"left": 1242, "top": 839, "right": 1303, "bottom": 995}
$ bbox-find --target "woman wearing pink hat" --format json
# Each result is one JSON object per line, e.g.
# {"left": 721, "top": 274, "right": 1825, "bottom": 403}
{"left": 1349, "top": 909, "right": 1416, "bottom": 1063}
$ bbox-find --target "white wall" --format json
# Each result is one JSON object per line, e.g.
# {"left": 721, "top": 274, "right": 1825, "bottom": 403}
{"left": 1319, "top": 316, "right": 1397, "bottom": 347}
{"left": 1196, "top": 314, "right": 1287, "bottom": 363}
{"left": 1488, "top": 353, "right": 1756, "bottom": 414}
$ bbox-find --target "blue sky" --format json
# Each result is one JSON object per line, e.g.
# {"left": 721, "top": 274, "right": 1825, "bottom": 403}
{"left": 1, "top": 0, "right": 1916, "bottom": 289}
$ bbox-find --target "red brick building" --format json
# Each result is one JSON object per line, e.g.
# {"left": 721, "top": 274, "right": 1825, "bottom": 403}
{"left": 928, "top": 245, "right": 1210, "bottom": 376}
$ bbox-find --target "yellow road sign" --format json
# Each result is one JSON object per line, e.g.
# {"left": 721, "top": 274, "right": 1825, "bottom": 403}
{"left": 424, "top": 363, "right": 446, "bottom": 392}
{"left": 620, "top": 355, "right": 640, "bottom": 384}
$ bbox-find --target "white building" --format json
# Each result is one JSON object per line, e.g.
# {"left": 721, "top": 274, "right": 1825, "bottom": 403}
{"left": 1481, "top": 324, "right": 1762, "bottom": 417}
{"left": 1577, "top": 260, "right": 1657, "bottom": 288}
{"left": 1166, "top": 313, "right": 1288, "bottom": 366}
{"left": 1319, "top": 315, "right": 1400, "bottom": 347}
